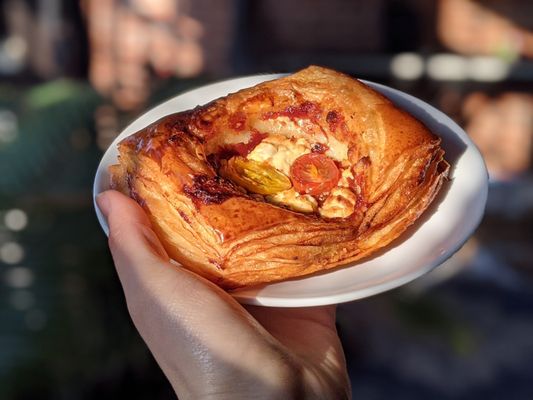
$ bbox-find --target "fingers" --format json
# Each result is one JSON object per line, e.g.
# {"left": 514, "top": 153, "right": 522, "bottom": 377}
{"left": 246, "top": 304, "right": 349, "bottom": 398}
{"left": 247, "top": 305, "right": 337, "bottom": 330}
{"left": 97, "top": 190, "right": 208, "bottom": 328}
{"left": 96, "top": 191, "right": 239, "bottom": 319}
{"left": 246, "top": 305, "right": 338, "bottom": 354}
{"left": 97, "top": 190, "right": 169, "bottom": 276}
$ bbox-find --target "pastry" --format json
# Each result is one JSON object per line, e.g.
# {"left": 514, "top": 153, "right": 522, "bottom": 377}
{"left": 109, "top": 66, "right": 449, "bottom": 289}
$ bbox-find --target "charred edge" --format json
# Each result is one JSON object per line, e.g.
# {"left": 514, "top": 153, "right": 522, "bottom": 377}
{"left": 326, "top": 110, "right": 343, "bottom": 132}
{"left": 210, "top": 130, "right": 268, "bottom": 163}
{"left": 211, "top": 147, "right": 240, "bottom": 165}
{"left": 208, "top": 258, "right": 223, "bottom": 270}
{"left": 178, "top": 210, "right": 191, "bottom": 225}
{"left": 173, "top": 117, "right": 207, "bottom": 145}
{"left": 352, "top": 157, "right": 370, "bottom": 204}
{"left": 131, "top": 119, "right": 204, "bottom": 167}
{"left": 262, "top": 101, "right": 322, "bottom": 123}
{"left": 311, "top": 142, "right": 329, "bottom": 153}
{"left": 437, "top": 150, "right": 450, "bottom": 178}
{"left": 190, "top": 102, "right": 222, "bottom": 132}
{"left": 207, "top": 153, "right": 222, "bottom": 170}
{"left": 228, "top": 111, "right": 247, "bottom": 131}
{"left": 183, "top": 174, "right": 244, "bottom": 205}
{"left": 197, "top": 117, "right": 213, "bottom": 130}
{"left": 417, "top": 162, "right": 430, "bottom": 185}
{"left": 167, "top": 130, "right": 204, "bottom": 150}
{"left": 126, "top": 174, "right": 147, "bottom": 208}
{"left": 126, "top": 124, "right": 166, "bottom": 162}
{"left": 245, "top": 92, "right": 276, "bottom": 108}
{"left": 144, "top": 141, "right": 166, "bottom": 167}
{"left": 354, "top": 191, "right": 367, "bottom": 214}
{"left": 418, "top": 150, "right": 445, "bottom": 185}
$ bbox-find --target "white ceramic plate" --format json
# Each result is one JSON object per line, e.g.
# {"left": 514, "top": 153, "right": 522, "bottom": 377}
{"left": 94, "top": 74, "right": 488, "bottom": 307}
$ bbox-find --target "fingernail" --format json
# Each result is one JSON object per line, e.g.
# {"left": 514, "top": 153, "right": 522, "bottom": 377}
{"left": 96, "top": 192, "right": 111, "bottom": 217}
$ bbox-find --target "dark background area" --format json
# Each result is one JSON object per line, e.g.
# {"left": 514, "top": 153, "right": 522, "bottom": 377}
{"left": 1, "top": 0, "right": 532, "bottom": 399}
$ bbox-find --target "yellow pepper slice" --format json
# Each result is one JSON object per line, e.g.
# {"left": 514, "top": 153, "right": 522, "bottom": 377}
{"left": 220, "top": 156, "right": 292, "bottom": 195}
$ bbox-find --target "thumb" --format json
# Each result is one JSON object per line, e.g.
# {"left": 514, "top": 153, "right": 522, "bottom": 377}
{"left": 96, "top": 190, "right": 218, "bottom": 313}
{"left": 97, "top": 190, "right": 169, "bottom": 278}
{"left": 96, "top": 190, "right": 238, "bottom": 314}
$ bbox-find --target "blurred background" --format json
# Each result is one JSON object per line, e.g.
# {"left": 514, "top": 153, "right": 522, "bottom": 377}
{"left": 0, "top": 0, "right": 532, "bottom": 398}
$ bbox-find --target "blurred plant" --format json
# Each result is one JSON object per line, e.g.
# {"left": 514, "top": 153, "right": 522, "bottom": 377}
{"left": 392, "top": 295, "right": 476, "bottom": 356}
{"left": 0, "top": 77, "right": 183, "bottom": 398}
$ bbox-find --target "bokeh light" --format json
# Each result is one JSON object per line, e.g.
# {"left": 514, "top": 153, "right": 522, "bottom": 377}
{"left": 4, "top": 209, "right": 28, "bottom": 232}
{"left": 4, "top": 266, "right": 33, "bottom": 289}
{"left": 0, "top": 241, "right": 25, "bottom": 264}
{"left": 8, "top": 290, "right": 35, "bottom": 311}
{"left": 0, "top": 110, "right": 18, "bottom": 144}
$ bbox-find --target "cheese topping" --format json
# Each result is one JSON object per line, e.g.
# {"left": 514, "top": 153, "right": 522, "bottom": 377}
{"left": 319, "top": 187, "right": 358, "bottom": 218}
{"left": 240, "top": 133, "right": 358, "bottom": 218}
{"left": 267, "top": 189, "right": 318, "bottom": 213}
{"left": 338, "top": 168, "right": 354, "bottom": 188}
{"left": 325, "top": 136, "right": 348, "bottom": 162}
{"left": 252, "top": 117, "right": 327, "bottom": 143}
{"left": 248, "top": 135, "right": 311, "bottom": 175}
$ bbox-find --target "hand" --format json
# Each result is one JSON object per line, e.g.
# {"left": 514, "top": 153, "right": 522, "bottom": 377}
{"left": 97, "top": 190, "right": 351, "bottom": 399}
{"left": 437, "top": 0, "right": 533, "bottom": 59}
{"left": 82, "top": 0, "right": 203, "bottom": 110}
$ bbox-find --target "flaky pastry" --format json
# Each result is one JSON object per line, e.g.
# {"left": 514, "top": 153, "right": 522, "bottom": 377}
{"left": 109, "top": 66, "right": 449, "bottom": 289}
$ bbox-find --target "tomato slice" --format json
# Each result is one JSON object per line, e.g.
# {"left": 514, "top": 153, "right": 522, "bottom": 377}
{"left": 290, "top": 153, "right": 340, "bottom": 195}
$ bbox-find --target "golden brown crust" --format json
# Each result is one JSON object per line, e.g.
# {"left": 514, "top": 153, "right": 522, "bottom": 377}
{"left": 110, "top": 66, "right": 449, "bottom": 289}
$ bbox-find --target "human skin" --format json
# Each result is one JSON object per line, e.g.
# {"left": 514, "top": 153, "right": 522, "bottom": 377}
{"left": 97, "top": 190, "right": 351, "bottom": 399}
{"left": 463, "top": 92, "right": 532, "bottom": 181}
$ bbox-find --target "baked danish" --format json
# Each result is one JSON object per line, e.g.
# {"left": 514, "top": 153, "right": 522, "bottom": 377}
{"left": 109, "top": 66, "right": 449, "bottom": 289}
